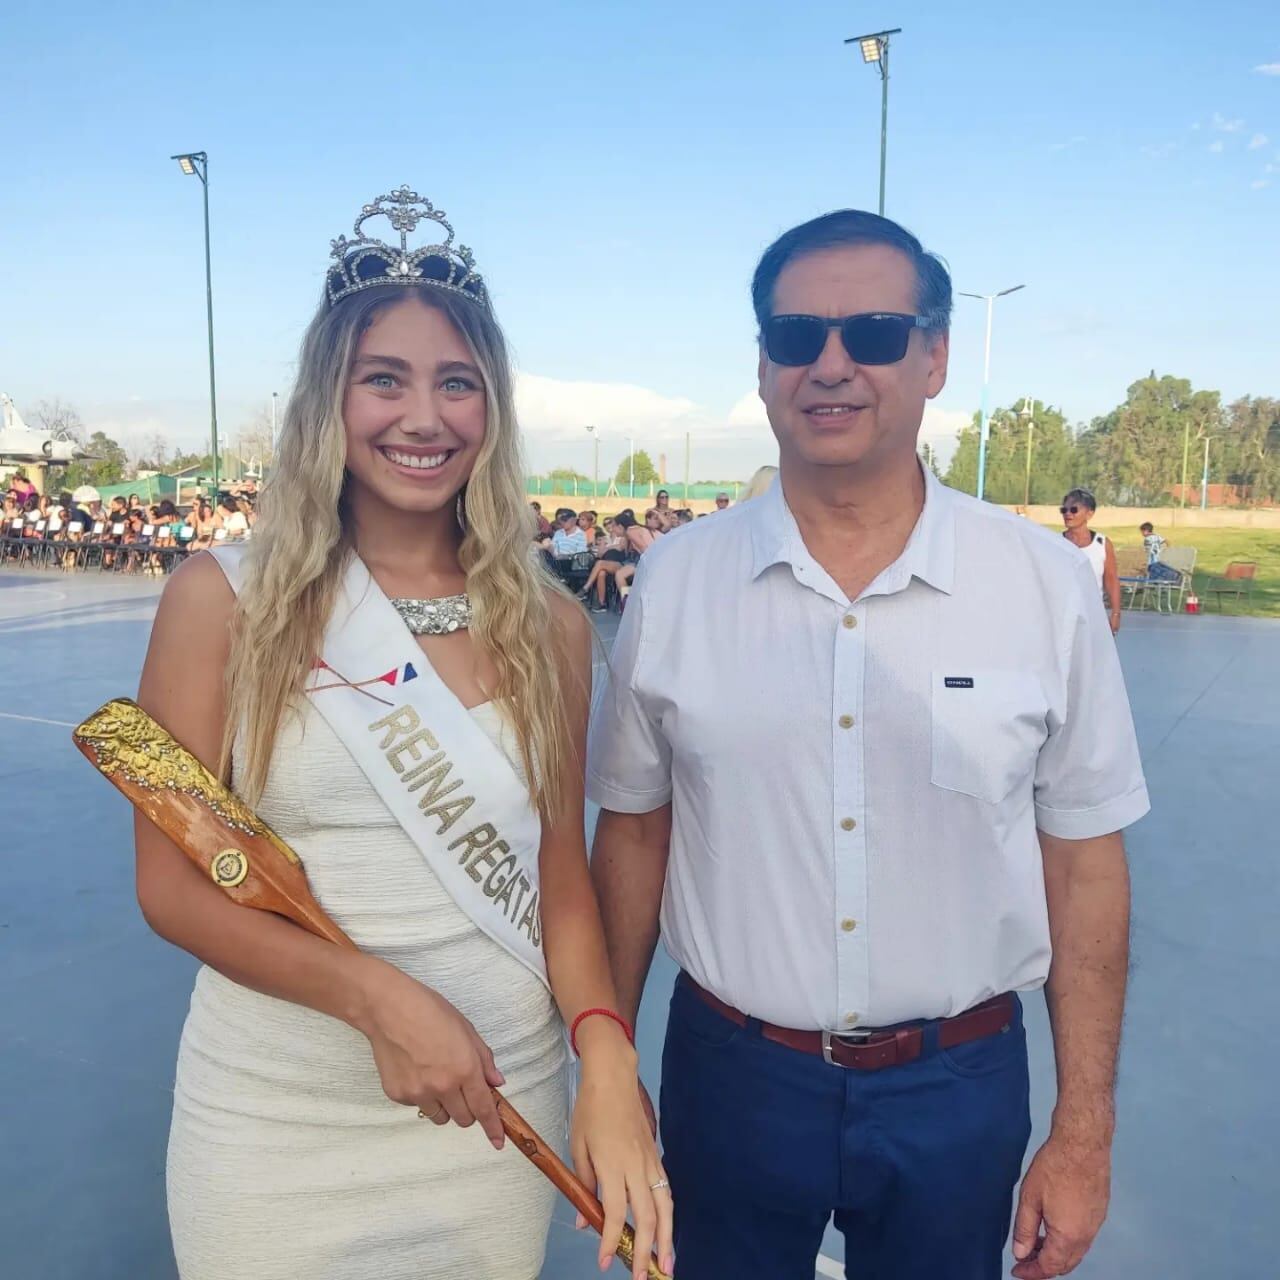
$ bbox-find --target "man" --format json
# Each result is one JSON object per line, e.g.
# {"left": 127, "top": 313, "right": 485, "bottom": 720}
{"left": 550, "top": 507, "right": 587, "bottom": 557}
{"left": 530, "top": 500, "right": 552, "bottom": 538}
{"left": 713, "top": 492, "right": 730, "bottom": 511}
{"left": 588, "top": 210, "right": 1147, "bottom": 1280}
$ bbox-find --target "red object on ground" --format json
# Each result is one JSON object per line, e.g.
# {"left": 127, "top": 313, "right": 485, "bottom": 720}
{"left": 1185, "top": 592, "right": 1200, "bottom": 614}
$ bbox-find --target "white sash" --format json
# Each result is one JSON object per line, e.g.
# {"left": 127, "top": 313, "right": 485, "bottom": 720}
{"left": 210, "top": 545, "right": 548, "bottom": 985}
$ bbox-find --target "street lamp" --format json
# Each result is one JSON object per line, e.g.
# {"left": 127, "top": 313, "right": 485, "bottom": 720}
{"left": 1019, "top": 395, "right": 1035, "bottom": 509}
{"left": 584, "top": 424, "right": 598, "bottom": 501}
{"left": 171, "top": 150, "right": 220, "bottom": 495}
{"left": 958, "top": 284, "right": 1026, "bottom": 501}
{"left": 844, "top": 27, "right": 901, "bottom": 216}
{"left": 1200, "top": 435, "right": 1217, "bottom": 511}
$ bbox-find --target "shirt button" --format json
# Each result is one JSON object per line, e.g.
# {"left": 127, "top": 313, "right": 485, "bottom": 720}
{"left": 840, "top": 817, "right": 857, "bottom": 831}
{"left": 838, "top": 714, "right": 854, "bottom": 729}
{"left": 841, "top": 918, "right": 857, "bottom": 932}
{"left": 842, "top": 614, "right": 857, "bottom": 630}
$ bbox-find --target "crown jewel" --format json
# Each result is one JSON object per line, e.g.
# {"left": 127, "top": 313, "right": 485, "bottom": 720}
{"left": 326, "top": 186, "right": 488, "bottom": 308}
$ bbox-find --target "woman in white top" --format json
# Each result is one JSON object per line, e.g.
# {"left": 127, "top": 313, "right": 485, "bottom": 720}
{"left": 134, "top": 187, "right": 670, "bottom": 1280}
{"left": 1061, "top": 487, "right": 1121, "bottom": 633}
{"left": 214, "top": 494, "right": 249, "bottom": 539}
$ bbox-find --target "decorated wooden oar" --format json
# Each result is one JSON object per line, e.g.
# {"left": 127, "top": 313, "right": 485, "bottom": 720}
{"left": 73, "top": 697, "right": 669, "bottom": 1280}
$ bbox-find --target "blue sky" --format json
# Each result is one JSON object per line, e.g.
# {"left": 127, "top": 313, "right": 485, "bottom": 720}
{"left": 2, "top": 0, "right": 1277, "bottom": 481}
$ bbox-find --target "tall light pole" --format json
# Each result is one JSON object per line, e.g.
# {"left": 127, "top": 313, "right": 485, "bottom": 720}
{"left": 171, "top": 151, "right": 220, "bottom": 495}
{"left": 585, "top": 424, "right": 598, "bottom": 499}
{"left": 845, "top": 28, "right": 901, "bottom": 215}
{"left": 959, "top": 285, "right": 1025, "bottom": 501}
{"left": 271, "top": 391, "right": 279, "bottom": 450}
{"left": 1020, "top": 395, "right": 1036, "bottom": 509}
{"left": 628, "top": 437, "right": 635, "bottom": 498}
{"left": 1200, "top": 435, "right": 1217, "bottom": 511}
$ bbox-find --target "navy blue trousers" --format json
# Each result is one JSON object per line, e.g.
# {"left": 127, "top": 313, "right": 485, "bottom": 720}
{"left": 660, "top": 977, "right": 1032, "bottom": 1280}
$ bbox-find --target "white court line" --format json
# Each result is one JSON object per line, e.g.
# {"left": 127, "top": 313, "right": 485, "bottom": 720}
{"left": 815, "top": 1255, "right": 844, "bottom": 1278}
{"left": 0, "top": 711, "right": 78, "bottom": 728}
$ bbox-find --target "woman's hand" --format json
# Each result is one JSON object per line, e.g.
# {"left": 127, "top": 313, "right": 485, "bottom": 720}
{"left": 353, "top": 955, "right": 507, "bottom": 1149}
{"left": 570, "top": 1019, "right": 674, "bottom": 1279}
{"left": 1109, "top": 608, "right": 1121, "bottom": 635}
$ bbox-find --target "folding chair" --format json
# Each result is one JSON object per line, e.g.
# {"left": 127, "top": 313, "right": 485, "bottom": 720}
{"left": 1206, "top": 561, "right": 1257, "bottom": 610}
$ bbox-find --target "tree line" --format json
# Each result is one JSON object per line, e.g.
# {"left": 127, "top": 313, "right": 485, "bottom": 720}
{"left": 944, "top": 374, "right": 1280, "bottom": 507}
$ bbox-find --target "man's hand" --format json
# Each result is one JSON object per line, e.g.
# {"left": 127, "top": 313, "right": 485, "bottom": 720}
{"left": 1010, "top": 1130, "right": 1112, "bottom": 1277}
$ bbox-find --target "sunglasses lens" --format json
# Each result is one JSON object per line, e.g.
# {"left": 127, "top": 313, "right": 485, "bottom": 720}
{"left": 841, "top": 315, "right": 912, "bottom": 365}
{"left": 764, "top": 316, "right": 826, "bottom": 366}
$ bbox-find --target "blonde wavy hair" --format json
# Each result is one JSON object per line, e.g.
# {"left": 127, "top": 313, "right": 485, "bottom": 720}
{"left": 220, "top": 283, "right": 575, "bottom": 818}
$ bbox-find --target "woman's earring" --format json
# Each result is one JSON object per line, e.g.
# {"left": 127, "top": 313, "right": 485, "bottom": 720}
{"left": 456, "top": 490, "right": 467, "bottom": 533}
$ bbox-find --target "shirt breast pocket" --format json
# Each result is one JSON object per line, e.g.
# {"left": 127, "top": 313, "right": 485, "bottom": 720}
{"left": 930, "top": 669, "right": 1048, "bottom": 805}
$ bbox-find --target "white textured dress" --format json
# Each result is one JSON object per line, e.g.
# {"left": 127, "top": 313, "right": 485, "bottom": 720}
{"left": 166, "top": 698, "right": 569, "bottom": 1279}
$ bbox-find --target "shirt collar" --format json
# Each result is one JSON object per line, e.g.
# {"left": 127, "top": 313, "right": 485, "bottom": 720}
{"left": 749, "top": 462, "right": 955, "bottom": 596}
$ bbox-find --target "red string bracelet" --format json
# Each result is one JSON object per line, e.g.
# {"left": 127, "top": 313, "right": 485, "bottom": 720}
{"left": 569, "top": 1007, "right": 634, "bottom": 1057}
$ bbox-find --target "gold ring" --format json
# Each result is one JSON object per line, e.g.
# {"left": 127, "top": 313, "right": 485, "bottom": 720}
{"left": 417, "top": 1104, "right": 445, "bottom": 1121}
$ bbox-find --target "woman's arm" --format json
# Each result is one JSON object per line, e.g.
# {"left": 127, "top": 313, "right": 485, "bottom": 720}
{"left": 135, "top": 554, "right": 507, "bottom": 1144}
{"left": 539, "top": 594, "right": 674, "bottom": 1279}
{"left": 1102, "top": 539, "right": 1121, "bottom": 634}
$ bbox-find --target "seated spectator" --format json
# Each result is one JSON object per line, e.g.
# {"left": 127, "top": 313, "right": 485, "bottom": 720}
{"left": 643, "top": 508, "right": 666, "bottom": 538}
{"left": 612, "top": 509, "right": 659, "bottom": 599}
{"left": 530, "top": 501, "right": 552, "bottom": 539}
{"left": 578, "top": 509, "right": 599, "bottom": 543}
{"left": 190, "top": 499, "right": 217, "bottom": 549}
{"left": 215, "top": 494, "right": 249, "bottom": 540}
{"left": 579, "top": 519, "right": 629, "bottom": 612}
{"left": 548, "top": 508, "right": 588, "bottom": 557}
{"left": 676, "top": 509, "right": 694, "bottom": 526}
{"left": 714, "top": 491, "right": 731, "bottom": 511}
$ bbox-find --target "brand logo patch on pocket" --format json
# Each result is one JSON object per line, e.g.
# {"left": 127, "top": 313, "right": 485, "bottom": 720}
{"left": 944, "top": 676, "right": 975, "bottom": 689}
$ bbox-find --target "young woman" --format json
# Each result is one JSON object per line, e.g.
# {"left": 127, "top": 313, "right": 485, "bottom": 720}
{"left": 1061, "top": 486, "right": 1121, "bottom": 633}
{"left": 189, "top": 499, "right": 217, "bottom": 550}
{"left": 214, "top": 494, "right": 249, "bottom": 540}
{"left": 134, "top": 188, "right": 670, "bottom": 1280}
{"left": 612, "top": 509, "right": 658, "bottom": 597}
{"left": 579, "top": 517, "right": 628, "bottom": 612}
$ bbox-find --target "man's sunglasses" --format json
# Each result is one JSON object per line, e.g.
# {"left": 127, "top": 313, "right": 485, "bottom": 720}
{"left": 1060, "top": 505, "right": 1085, "bottom": 516}
{"left": 762, "top": 312, "right": 935, "bottom": 367}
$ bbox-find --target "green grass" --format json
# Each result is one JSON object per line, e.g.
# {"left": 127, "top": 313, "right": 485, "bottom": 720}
{"left": 1040, "top": 524, "right": 1280, "bottom": 619}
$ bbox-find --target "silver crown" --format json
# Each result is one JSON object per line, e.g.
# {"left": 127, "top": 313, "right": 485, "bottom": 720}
{"left": 325, "top": 186, "right": 488, "bottom": 308}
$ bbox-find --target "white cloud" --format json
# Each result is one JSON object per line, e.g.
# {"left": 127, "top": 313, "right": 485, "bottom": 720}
{"left": 921, "top": 406, "right": 971, "bottom": 446}
{"left": 726, "top": 390, "right": 768, "bottom": 430}
{"left": 1142, "top": 141, "right": 1179, "bottom": 158}
{"left": 1254, "top": 63, "right": 1280, "bottom": 76}
{"left": 1049, "top": 135, "right": 1087, "bottom": 152}
{"left": 1248, "top": 132, "right": 1269, "bottom": 150}
{"left": 1251, "top": 179, "right": 1271, "bottom": 190}
{"left": 515, "top": 371, "right": 699, "bottom": 441}
{"left": 1209, "top": 140, "right": 1225, "bottom": 154}
{"left": 1212, "top": 112, "right": 1245, "bottom": 132}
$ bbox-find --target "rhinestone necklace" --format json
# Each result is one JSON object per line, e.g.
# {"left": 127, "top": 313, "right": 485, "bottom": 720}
{"left": 390, "top": 594, "right": 472, "bottom": 636}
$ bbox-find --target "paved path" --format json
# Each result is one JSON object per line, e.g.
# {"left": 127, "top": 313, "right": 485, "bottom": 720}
{"left": 0, "top": 569, "right": 1276, "bottom": 1278}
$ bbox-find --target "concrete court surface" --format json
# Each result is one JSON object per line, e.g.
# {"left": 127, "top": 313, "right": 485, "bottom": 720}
{"left": 0, "top": 566, "right": 1277, "bottom": 1280}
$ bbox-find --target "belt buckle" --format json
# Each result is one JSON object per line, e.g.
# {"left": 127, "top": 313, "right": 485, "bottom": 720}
{"left": 822, "top": 1027, "right": 874, "bottom": 1066}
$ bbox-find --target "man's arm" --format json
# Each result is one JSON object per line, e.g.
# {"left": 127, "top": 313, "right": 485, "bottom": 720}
{"left": 590, "top": 804, "right": 672, "bottom": 1026}
{"left": 1012, "top": 828, "right": 1130, "bottom": 1280}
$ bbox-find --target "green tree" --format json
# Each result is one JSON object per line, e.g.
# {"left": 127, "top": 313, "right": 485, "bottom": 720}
{"left": 1219, "top": 396, "right": 1280, "bottom": 505}
{"left": 944, "top": 399, "right": 1077, "bottom": 504}
{"left": 614, "top": 449, "right": 659, "bottom": 488}
{"left": 1074, "top": 374, "right": 1220, "bottom": 505}
{"left": 63, "top": 431, "right": 129, "bottom": 490}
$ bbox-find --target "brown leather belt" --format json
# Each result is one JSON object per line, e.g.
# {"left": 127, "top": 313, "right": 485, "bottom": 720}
{"left": 682, "top": 975, "right": 1014, "bottom": 1072}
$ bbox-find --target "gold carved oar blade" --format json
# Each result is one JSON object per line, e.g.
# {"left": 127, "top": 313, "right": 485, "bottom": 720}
{"left": 72, "top": 698, "right": 350, "bottom": 949}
